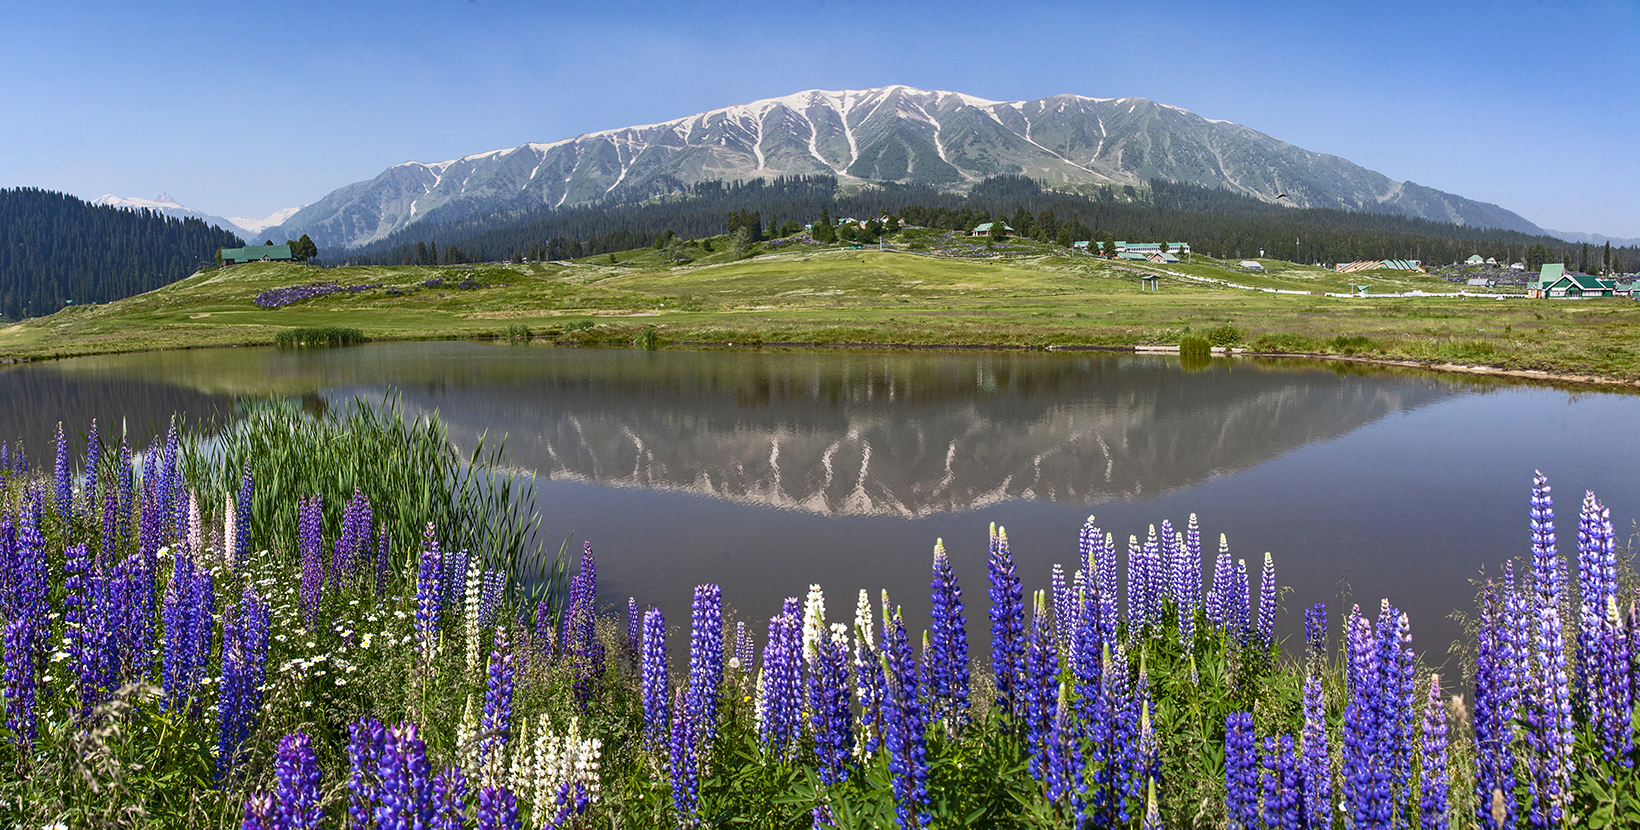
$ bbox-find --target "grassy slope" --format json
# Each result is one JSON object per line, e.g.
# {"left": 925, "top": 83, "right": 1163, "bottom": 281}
{"left": 3, "top": 236, "right": 1639, "bottom": 381}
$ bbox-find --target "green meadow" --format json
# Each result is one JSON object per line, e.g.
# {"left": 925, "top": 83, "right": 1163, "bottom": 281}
{"left": 4, "top": 238, "right": 1639, "bottom": 382}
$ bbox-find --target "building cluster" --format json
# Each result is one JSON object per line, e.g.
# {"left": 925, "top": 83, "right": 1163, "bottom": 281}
{"left": 1527, "top": 263, "right": 1638, "bottom": 298}
{"left": 1334, "top": 259, "right": 1424, "bottom": 274}
{"left": 1067, "top": 239, "right": 1192, "bottom": 263}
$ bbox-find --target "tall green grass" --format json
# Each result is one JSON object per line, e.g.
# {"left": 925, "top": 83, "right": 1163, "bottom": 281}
{"left": 273, "top": 326, "right": 365, "bottom": 347}
{"left": 183, "top": 397, "right": 565, "bottom": 611}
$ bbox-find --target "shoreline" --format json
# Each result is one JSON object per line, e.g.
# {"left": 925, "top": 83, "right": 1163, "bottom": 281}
{"left": 6, "top": 332, "right": 1638, "bottom": 393}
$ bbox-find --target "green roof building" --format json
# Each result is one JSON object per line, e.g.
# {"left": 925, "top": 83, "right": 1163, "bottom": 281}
{"left": 221, "top": 244, "right": 293, "bottom": 265}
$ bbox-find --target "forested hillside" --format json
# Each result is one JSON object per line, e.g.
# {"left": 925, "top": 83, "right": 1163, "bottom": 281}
{"left": 0, "top": 188, "right": 243, "bottom": 320}
{"left": 348, "top": 176, "right": 1637, "bottom": 273}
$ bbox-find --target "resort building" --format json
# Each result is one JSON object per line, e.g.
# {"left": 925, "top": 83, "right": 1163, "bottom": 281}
{"left": 1335, "top": 260, "right": 1424, "bottom": 273}
{"left": 970, "top": 222, "right": 1016, "bottom": 237}
{"left": 1527, "top": 263, "right": 1621, "bottom": 298}
{"left": 221, "top": 244, "right": 293, "bottom": 264}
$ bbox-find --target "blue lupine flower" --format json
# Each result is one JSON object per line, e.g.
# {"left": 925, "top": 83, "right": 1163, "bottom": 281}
{"left": 1301, "top": 670, "right": 1331, "bottom": 829}
{"left": 1207, "top": 535, "right": 1231, "bottom": 630}
{"left": 809, "top": 624, "right": 853, "bottom": 786}
{"left": 374, "top": 524, "right": 392, "bottom": 596}
{"left": 1590, "top": 596, "right": 1634, "bottom": 765}
{"left": 1022, "top": 591, "right": 1058, "bottom": 783}
{"left": 1473, "top": 577, "right": 1516, "bottom": 827}
{"left": 275, "top": 731, "right": 324, "bottom": 830}
{"left": 333, "top": 487, "right": 371, "bottom": 590}
{"left": 482, "top": 626, "right": 515, "bottom": 766}
{"left": 161, "top": 550, "right": 214, "bottom": 716}
{"left": 431, "top": 766, "right": 469, "bottom": 830}
{"left": 1261, "top": 734, "right": 1302, "bottom": 830}
{"left": 235, "top": 464, "right": 254, "bottom": 566}
{"left": 1256, "top": 552, "right": 1276, "bottom": 650}
{"left": 855, "top": 592, "right": 886, "bottom": 758}
{"left": 642, "top": 607, "right": 670, "bottom": 755}
{"left": 415, "top": 528, "right": 442, "bottom": 669}
{"left": 759, "top": 600, "right": 803, "bottom": 756}
{"left": 477, "top": 785, "right": 521, "bottom": 830}
{"left": 882, "top": 607, "right": 929, "bottom": 830}
{"left": 670, "top": 687, "right": 700, "bottom": 826}
{"left": 1095, "top": 530, "right": 1120, "bottom": 648}
{"left": 927, "top": 540, "right": 968, "bottom": 728}
{"left": 53, "top": 422, "right": 71, "bottom": 518}
{"left": 1524, "top": 472, "right": 1573, "bottom": 830}
{"left": 1375, "top": 600, "right": 1415, "bottom": 794}
{"left": 688, "top": 583, "right": 723, "bottom": 739}
{"left": 1227, "top": 557, "right": 1251, "bottom": 646}
{"left": 376, "top": 721, "right": 435, "bottom": 830}
{"left": 1421, "top": 674, "right": 1450, "bottom": 830}
{"left": 1343, "top": 607, "right": 1391, "bottom": 829}
{"left": 1050, "top": 563, "right": 1071, "bottom": 656}
{"left": 1224, "top": 712, "right": 1259, "bottom": 830}
{"left": 735, "top": 620, "right": 754, "bottom": 676}
{"left": 347, "top": 716, "right": 388, "bottom": 827}
{"left": 217, "top": 584, "right": 270, "bottom": 782}
{"left": 1045, "top": 683, "right": 1081, "bottom": 811}
{"left": 987, "top": 523, "right": 1025, "bottom": 720}
{"left": 84, "top": 419, "right": 100, "bottom": 505}
{"left": 298, "top": 494, "right": 324, "bottom": 629}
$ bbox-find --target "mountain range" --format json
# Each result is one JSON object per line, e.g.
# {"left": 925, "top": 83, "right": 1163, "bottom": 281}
{"left": 89, "top": 194, "right": 299, "bottom": 244}
{"left": 103, "top": 86, "right": 1566, "bottom": 250}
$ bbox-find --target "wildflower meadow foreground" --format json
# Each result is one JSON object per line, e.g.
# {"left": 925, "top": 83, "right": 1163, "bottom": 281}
{"left": 0, "top": 411, "right": 1637, "bottom": 829}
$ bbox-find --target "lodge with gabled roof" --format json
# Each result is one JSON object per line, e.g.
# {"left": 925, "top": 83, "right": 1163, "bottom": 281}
{"left": 1527, "top": 263, "right": 1621, "bottom": 298}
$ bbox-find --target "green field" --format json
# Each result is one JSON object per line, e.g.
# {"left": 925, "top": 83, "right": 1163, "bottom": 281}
{"left": 4, "top": 238, "right": 1639, "bottom": 382}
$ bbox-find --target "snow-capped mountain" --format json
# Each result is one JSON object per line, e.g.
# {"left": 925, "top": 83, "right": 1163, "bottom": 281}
{"left": 91, "top": 194, "right": 301, "bottom": 243}
{"left": 263, "top": 85, "right": 1546, "bottom": 249}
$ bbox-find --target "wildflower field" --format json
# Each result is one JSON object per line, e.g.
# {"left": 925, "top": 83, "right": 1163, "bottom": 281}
{"left": 0, "top": 404, "right": 1636, "bottom": 829}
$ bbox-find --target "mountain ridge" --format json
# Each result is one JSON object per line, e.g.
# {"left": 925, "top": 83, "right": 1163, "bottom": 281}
{"left": 256, "top": 86, "right": 1547, "bottom": 249}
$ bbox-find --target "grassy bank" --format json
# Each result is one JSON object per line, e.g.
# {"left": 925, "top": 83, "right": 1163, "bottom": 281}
{"left": 3, "top": 241, "right": 1638, "bottom": 381}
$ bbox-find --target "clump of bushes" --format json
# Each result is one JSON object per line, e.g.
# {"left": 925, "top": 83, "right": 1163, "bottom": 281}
{"left": 1203, "top": 324, "right": 1243, "bottom": 346}
{"left": 504, "top": 323, "right": 532, "bottom": 341}
{"left": 1179, "top": 335, "right": 1211, "bottom": 359}
{"left": 273, "top": 326, "right": 365, "bottom": 347}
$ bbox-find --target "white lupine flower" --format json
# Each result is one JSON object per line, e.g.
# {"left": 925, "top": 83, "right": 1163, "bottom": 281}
{"left": 854, "top": 589, "right": 874, "bottom": 650}
{"left": 508, "top": 717, "right": 531, "bottom": 795}
{"left": 187, "top": 490, "right": 202, "bottom": 555}
{"left": 223, "top": 493, "right": 237, "bottom": 571}
{"left": 802, "top": 584, "right": 826, "bottom": 665}
{"left": 464, "top": 559, "right": 483, "bottom": 676}
{"left": 456, "top": 694, "right": 480, "bottom": 783}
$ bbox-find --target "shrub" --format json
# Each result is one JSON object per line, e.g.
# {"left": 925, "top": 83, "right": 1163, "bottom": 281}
{"left": 1178, "top": 335, "right": 1211, "bottom": 359}
{"left": 632, "top": 325, "right": 661, "bottom": 351}
{"left": 1203, "top": 324, "right": 1243, "bottom": 346}
{"left": 504, "top": 323, "right": 532, "bottom": 341}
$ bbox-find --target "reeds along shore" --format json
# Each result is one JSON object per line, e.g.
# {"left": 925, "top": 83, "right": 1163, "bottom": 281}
{"left": 0, "top": 411, "right": 1636, "bottom": 829}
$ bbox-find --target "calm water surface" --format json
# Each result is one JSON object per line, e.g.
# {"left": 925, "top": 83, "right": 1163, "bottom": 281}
{"left": 3, "top": 341, "right": 1637, "bottom": 666}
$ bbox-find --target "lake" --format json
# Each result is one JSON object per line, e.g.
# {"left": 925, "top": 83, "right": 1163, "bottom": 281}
{"left": 3, "top": 341, "right": 1636, "bottom": 668}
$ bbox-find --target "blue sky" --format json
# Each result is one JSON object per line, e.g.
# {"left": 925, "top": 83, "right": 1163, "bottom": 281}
{"left": 3, "top": 0, "right": 1637, "bottom": 237}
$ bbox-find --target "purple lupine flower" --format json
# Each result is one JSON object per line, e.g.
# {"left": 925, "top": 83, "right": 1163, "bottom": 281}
{"left": 348, "top": 717, "right": 389, "bottom": 827}
{"left": 1590, "top": 596, "right": 1634, "bottom": 765}
{"left": 1256, "top": 552, "right": 1276, "bottom": 650}
{"left": 1207, "top": 534, "right": 1231, "bottom": 630}
{"left": 1044, "top": 682, "right": 1081, "bottom": 811}
{"left": 809, "top": 625, "right": 853, "bottom": 786}
{"left": 1343, "top": 607, "right": 1391, "bottom": 829}
{"left": 443, "top": 548, "right": 469, "bottom": 616}
{"left": 479, "top": 570, "right": 506, "bottom": 629}
{"left": 1178, "top": 514, "right": 1203, "bottom": 644}
{"left": 1022, "top": 591, "right": 1058, "bottom": 783}
{"left": 759, "top": 601, "right": 803, "bottom": 756}
{"left": 1142, "top": 524, "right": 1163, "bottom": 631}
{"left": 115, "top": 438, "right": 134, "bottom": 549}
{"left": 1159, "top": 519, "right": 1179, "bottom": 613}
{"left": 927, "top": 540, "right": 968, "bottom": 728}
{"left": 275, "top": 731, "right": 324, "bottom": 830}
{"left": 1303, "top": 603, "right": 1326, "bottom": 668}
{"left": 669, "top": 687, "right": 700, "bottom": 826}
{"left": 2, "top": 614, "right": 41, "bottom": 748}
{"left": 1473, "top": 578, "right": 1517, "bottom": 828}
{"left": 161, "top": 551, "right": 215, "bottom": 716}
{"left": 882, "top": 607, "right": 930, "bottom": 830}
{"left": 333, "top": 487, "right": 370, "bottom": 590}
{"left": 688, "top": 583, "right": 723, "bottom": 741}
{"left": 642, "top": 607, "right": 670, "bottom": 756}
{"left": 1227, "top": 557, "right": 1252, "bottom": 646}
{"left": 988, "top": 523, "right": 1025, "bottom": 721}
{"left": 431, "top": 766, "right": 469, "bottom": 830}
{"left": 1377, "top": 601, "right": 1416, "bottom": 794}
{"left": 855, "top": 596, "right": 886, "bottom": 758}
{"left": 2, "top": 502, "right": 48, "bottom": 746}
{"left": 63, "top": 540, "right": 99, "bottom": 714}
{"left": 376, "top": 721, "right": 435, "bottom": 830}
{"left": 562, "top": 543, "right": 602, "bottom": 705}
{"left": 298, "top": 494, "right": 324, "bottom": 629}
{"left": 1086, "top": 645, "right": 1143, "bottom": 826}
{"left": 1524, "top": 472, "right": 1573, "bottom": 830}
{"left": 1261, "top": 734, "right": 1303, "bottom": 830}
{"left": 217, "top": 584, "right": 270, "bottom": 781}
{"left": 481, "top": 626, "right": 515, "bottom": 766}
{"left": 241, "top": 794, "right": 279, "bottom": 830}
{"left": 477, "top": 785, "right": 521, "bottom": 830}
{"left": 53, "top": 422, "right": 71, "bottom": 518}
{"left": 235, "top": 464, "right": 253, "bottom": 566}
{"left": 1050, "top": 563, "right": 1071, "bottom": 656}
{"left": 99, "top": 471, "right": 118, "bottom": 562}
{"left": 1301, "top": 669, "right": 1331, "bottom": 829}
{"left": 1095, "top": 531, "right": 1119, "bottom": 647}
{"left": 628, "top": 597, "right": 642, "bottom": 657}
{"left": 84, "top": 419, "right": 100, "bottom": 505}
{"left": 416, "top": 528, "right": 442, "bottom": 669}
{"left": 1420, "top": 675, "right": 1450, "bottom": 830}
{"left": 1224, "top": 712, "right": 1259, "bottom": 830}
